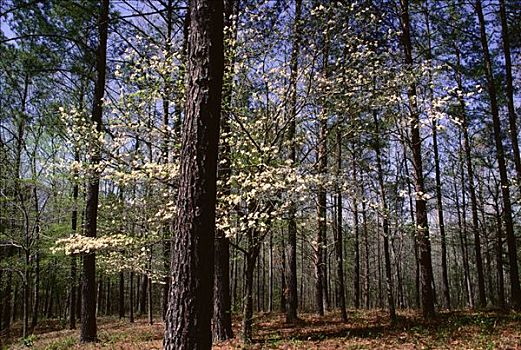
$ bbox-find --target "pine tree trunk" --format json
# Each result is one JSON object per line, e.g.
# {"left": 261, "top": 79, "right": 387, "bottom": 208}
{"left": 352, "top": 157, "right": 360, "bottom": 310}
{"left": 212, "top": 0, "right": 235, "bottom": 341}
{"left": 129, "top": 272, "right": 134, "bottom": 323}
{"left": 401, "top": 136, "right": 420, "bottom": 309}
{"left": 423, "top": 7, "right": 450, "bottom": 310}
{"left": 498, "top": 0, "right": 521, "bottom": 192}
{"left": 213, "top": 235, "right": 233, "bottom": 340}
{"left": 285, "top": 0, "right": 302, "bottom": 324}
{"left": 476, "top": 0, "right": 520, "bottom": 310}
{"left": 80, "top": 0, "right": 109, "bottom": 342}
{"left": 163, "top": 0, "right": 224, "bottom": 347}
{"left": 280, "top": 234, "right": 287, "bottom": 313}
{"left": 242, "top": 251, "right": 256, "bottom": 343}
{"left": 399, "top": 0, "right": 435, "bottom": 318}
{"left": 118, "top": 272, "right": 124, "bottom": 319}
{"left": 455, "top": 148, "right": 474, "bottom": 308}
{"left": 335, "top": 128, "right": 347, "bottom": 321}
{"left": 268, "top": 232, "right": 273, "bottom": 313}
{"left": 138, "top": 274, "right": 147, "bottom": 315}
{"left": 454, "top": 44, "right": 486, "bottom": 308}
{"left": 316, "top": 161, "right": 326, "bottom": 316}
{"left": 30, "top": 187, "right": 41, "bottom": 332}
{"left": 2, "top": 272, "right": 12, "bottom": 330}
{"left": 69, "top": 152, "right": 79, "bottom": 329}
{"left": 361, "top": 179, "right": 370, "bottom": 309}
{"left": 147, "top": 276, "right": 152, "bottom": 324}
{"left": 494, "top": 195, "right": 505, "bottom": 310}
{"left": 373, "top": 112, "right": 396, "bottom": 322}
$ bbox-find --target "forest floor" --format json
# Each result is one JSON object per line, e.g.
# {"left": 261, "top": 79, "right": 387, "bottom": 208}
{"left": 2, "top": 309, "right": 521, "bottom": 349}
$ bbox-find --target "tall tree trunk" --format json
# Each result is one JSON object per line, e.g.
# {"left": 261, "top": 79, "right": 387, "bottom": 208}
{"left": 242, "top": 249, "right": 257, "bottom": 343}
{"left": 118, "top": 272, "right": 124, "bottom": 319}
{"left": 498, "top": 0, "right": 521, "bottom": 192}
{"left": 423, "top": 6, "right": 450, "bottom": 310}
{"left": 352, "top": 157, "right": 360, "bottom": 310}
{"left": 285, "top": 0, "right": 302, "bottom": 324}
{"left": 432, "top": 115, "right": 450, "bottom": 310}
{"left": 30, "top": 184, "right": 41, "bottom": 331}
{"left": 69, "top": 150, "right": 79, "bottom": 329}
{"left": 315, "top": 14, "right": 331, "bottom": 315}
{"left": 399, "top": 0, "right": 435, "bottom": 318}
{"left": 213, "top": 0, "right": 236, "bottom": 340}
{"left": 160, "top": 0, "right": 175, "bottom": 323}
{"left": 493, "top": 191, "right": 505, "bottom": 310}
{"left": 268, "top": 232, "right": 273, "bottom": 312}
{"left": 316, "top": 117, "right": 327, "bottom": 316}
{"left": 147, "top": 276, "right": 152, "bottom": 324}
{"left": 80, "top": 0, "right": 109, "bottom": 342}
{"left": 456, "top": 145, "right": 474, "bottom": 308}
{"left": 454, "top": 44, "right": 486, "bottom": 308}
{"left": 138, "top": 274, "right": 147, "bottom": 315}
{"left": 335, "top": 128, "right": 347, "bottom": 321}
{"left": 3, "top": 271, "right": 12, "bottom": 330}
{"left": 402, "top": 143, "right": 420, "bottom": 309}
{"left": 129, "top": 272, "right": 134, "bottom": 323}
{"left": 96, "top": 276, "right": 103, "bottom": 316}
{"left": 23, "top": 250, "right": 29, "bottom": 337}
{"left": 475, "top": 0, "right": 520, "bottom": 310}
{"left": 16, "top": 75, "right": 30, "bottom": 339}
{"left": 361, "top": 178, "right": 370, "bottom": 309}
{"left": 280, "top": 234, "right": 287, "bottom": 313}
{"left": 373, "top": 112, "right": 396, "bottom": 323}
{"left": 163, "top": 0, "right": 224, "bottom": 348}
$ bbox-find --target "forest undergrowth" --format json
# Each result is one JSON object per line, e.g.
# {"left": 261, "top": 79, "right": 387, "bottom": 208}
{"left": 2, "top": 309, "right": 520, "bottom": 349}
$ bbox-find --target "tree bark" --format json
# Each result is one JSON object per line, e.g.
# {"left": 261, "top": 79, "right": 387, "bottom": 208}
{"left": 352, "top": 157, "right": 360, "bottom": 311}
{"left": 30, "top": 186, "right": 41, "bottom": 332}
{"left": 399, "top": 0, "right": 435, "bottom": 318}
{"left": 285, "top": 0, "right": 302, "bottom": 325}
{"left": 69, "top": 150, "right": 79, "bottom": 329}
{"left": 361, "top": 177, "right": 370, "bottom": 309}
{"left": 129, "top": 272, "right": 134, "bottom": 323}
{"left": 475, "top": 0, "right": 520, "bottom": 310}
{"left": 455, "top": 144, "right": 474, "bottom": 308}
{"left": 163, "top": 0, "right": 224, "bottom": 348}
{"left": 213, "top": 0, "right": 236, "bottom": 341}
{"left": 280, "top": 234, "right": 287, "bottom": 313}
{"left": 373, "top": 112, "right": 396, "bottom": 323}
{"left": 498, "top": 0, "right": 521, "bottom": 192}
{"left": 137, "top": 274, "right": 146, "bottom": 315}
{"left": 147, "top": 276, "right": 152, "bottom": 324}
{"left": 316, "top": 116, "right": 326, "bottom": 316}
{"left": 80, "top": 0, "right": 109, "bottom": 342}
{"left": 423, "top": 6, "right": 450, "bottom": 310}
{"left": 242, "top": 249, "right": 257, "bottom": 343}
{"left": 335, "top": 128, "right": 347, "bottom": 321}
{"left": 454, "top": 44, "right": 486, "bottom": 308}
{"left": 118, "top": 272, "right": 124, "bottom": 318}
{"left": 493, "top": 191, "right": 505, "bottom": 310}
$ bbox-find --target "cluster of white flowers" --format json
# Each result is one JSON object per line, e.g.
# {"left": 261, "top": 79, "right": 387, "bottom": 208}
{"left": 52, "top": 234, "right": 139, "bottom": 255}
